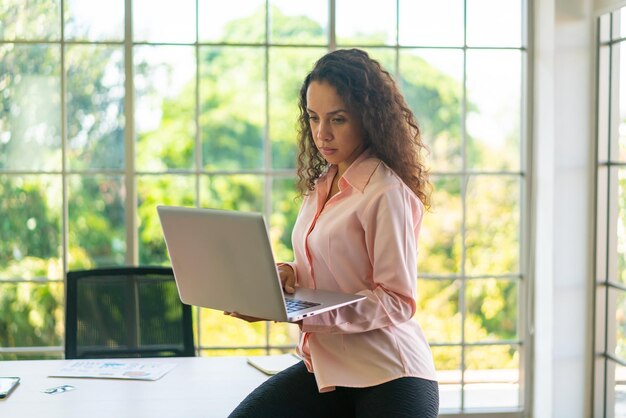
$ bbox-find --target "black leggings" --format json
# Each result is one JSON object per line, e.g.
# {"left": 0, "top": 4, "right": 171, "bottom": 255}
{"left": 228, "top": 362, "right": 439, "bottom": 418}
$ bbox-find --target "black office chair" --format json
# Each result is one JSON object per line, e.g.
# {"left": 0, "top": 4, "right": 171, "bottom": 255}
{"left": 65, "top": 266, "right": 195, "bottom": 359}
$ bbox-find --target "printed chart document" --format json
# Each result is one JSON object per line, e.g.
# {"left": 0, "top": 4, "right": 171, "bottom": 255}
{"left": 49, "top": 360, "right": 177, "bottom": 381}
{"left": 246, "top": 353, "right": 301, "bottom": 376}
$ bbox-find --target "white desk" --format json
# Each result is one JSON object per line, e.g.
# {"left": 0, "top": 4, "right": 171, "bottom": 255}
{"left": 0, "top": 356, "right": 269, "bottom": 418}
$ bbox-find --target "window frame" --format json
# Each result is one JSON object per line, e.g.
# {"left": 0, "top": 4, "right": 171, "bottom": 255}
{"left": 593, "top": 7, "right": 626, "bottom": 417}
{"left": 0, "top": 1, "right": 532, "bottom": 415}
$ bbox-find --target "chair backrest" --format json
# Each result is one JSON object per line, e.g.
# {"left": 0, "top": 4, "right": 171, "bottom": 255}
{"left": 65, "top": 266, "right": 195, "bottom": 359}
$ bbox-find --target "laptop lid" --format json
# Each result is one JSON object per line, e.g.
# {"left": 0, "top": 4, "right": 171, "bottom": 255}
{"left": 157, "top": 206, "right": 364, "bottom": 322}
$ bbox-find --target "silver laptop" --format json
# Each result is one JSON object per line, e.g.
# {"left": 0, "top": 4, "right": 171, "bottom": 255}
{"left": 157, "top": 206, "right": 365, "bottom": 322}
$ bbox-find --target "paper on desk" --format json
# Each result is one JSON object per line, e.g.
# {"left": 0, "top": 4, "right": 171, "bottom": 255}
{"left": 246, "top": 353, "right": 301, "bottom": 376}
{"left": 49, "top": 360, "right": 176, "bottom": 381}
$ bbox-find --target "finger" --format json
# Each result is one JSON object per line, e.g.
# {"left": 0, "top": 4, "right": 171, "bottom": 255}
{"left": 278, "top": 266, "right": 296, "bottom": 293}
{"left": 283, "top": 277, "right": 296, "bottom": 293}
{"left": 281, "top": 273, "right": 295, "bottom": 293}
{"left": 231, "top": 312, "right": 263, "bottom": 323}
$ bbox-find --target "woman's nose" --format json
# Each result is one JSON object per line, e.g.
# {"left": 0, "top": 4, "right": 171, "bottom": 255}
{"left": 316, "top": 121, "right": 332, "bottom": 141}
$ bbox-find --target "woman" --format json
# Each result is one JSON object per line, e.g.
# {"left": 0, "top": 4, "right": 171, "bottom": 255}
{"left": 228, "top": 48, "right": 438, "bottom": 418}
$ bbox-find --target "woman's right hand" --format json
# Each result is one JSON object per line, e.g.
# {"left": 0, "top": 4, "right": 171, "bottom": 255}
{"left": 277, "top": 264, "right": 296, "bottom": 294}
{"left": 224, "top": 311, "right": 266, "bottom": 323}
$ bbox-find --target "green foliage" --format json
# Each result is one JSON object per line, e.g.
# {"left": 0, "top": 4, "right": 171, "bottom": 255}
{"left": 199, "top": 47, "right": 265, "bottom": 170}
{"left": 0, "top": 177, "right": 61, "bottom": 269}
{"left": 269, "top": 6, "right": 326, "bottom": 44}
{"left": 0, "top": 43, "right": 61, "bottom": 171}
{"left": 68, "top": 176, "right": 126, "bottom": 269}
{"left": 137, "top": 176, "right": 196, "bottom": 265}
{"left": 66, "top": 44, "right": 125, "bottom": 170}
{"left": 0, "top": 0, "right": 60, "bottom": 40}
{"left": 0, "top": 282, "right": 63, "bottom": 355}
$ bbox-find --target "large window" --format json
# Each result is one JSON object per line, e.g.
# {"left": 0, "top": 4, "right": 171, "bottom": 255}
{"left": 595, "top": 8, "right": 626, "bottom": 417}
{"left": 0, "top": 0, "right": 529, "bottom": 414}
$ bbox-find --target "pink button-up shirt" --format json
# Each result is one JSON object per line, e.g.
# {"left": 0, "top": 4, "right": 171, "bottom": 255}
{"left": 288, "top": 150, "right": 437, "bottom": 392}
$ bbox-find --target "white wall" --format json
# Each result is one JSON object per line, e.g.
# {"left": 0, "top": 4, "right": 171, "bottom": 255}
{"left": 533, "top": 0, "right": 595, "bottom": 416}
{"left": 595, "top": 0, "right": 626, "bottom": 14}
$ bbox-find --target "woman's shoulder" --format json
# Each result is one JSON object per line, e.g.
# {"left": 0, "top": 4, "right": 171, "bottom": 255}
{"left": 366, "top": 160, "right": 424, "bottom": 206}
{"left": 368, "top": 160, "right": 409, "bottom": 190}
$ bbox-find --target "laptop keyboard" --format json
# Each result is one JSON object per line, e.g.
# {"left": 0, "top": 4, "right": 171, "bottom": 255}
{"left": 285, "top": 298, "right": 320, "bottom": 313}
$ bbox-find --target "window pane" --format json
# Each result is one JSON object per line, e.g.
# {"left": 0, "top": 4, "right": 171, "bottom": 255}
{"left": 600, "top": 13, "right": 611, "bottom": 43}
{"left": 135, "top": 46, "right": 196, "bottom": 171}
{"left": 466, "top": 175, "right": 521, "bottom": 275}
{"left": 0, "top": 44, "right": 61, "bottom": 171}
{"left": 199, "top": 307, "right": 267, "bottom": 349}
{"left": 596, "top": 284, "right": 608, "bottom": 356}
{"left": 467, "top": 0, "right": 522, "bottom": 47}
{"left": 616, "top": 289, "right": 626, "bottom": 363}
{"left": 615, "top": 9, "right": 625, "bottom": 41}
{"left": 399, "top": 0, "right": 463, "bottom": 47}
{"left": 465, "top": 345, "right": 520, "bottom": 409}
{"left": 617, "top": 168, "right": 626, "bottom": 284}
{"left": 199, "top": 0, "right": 265, "bottom": 43}
{"left": 598, "top": 45, "right": 610, "bottom": 163}
{"left": 336, "top": 0, "right": 396, "bottom": 46}
{"left": 615, "top": 363, "right": 626, "bottom": 416}
{"left": 420, "top": 176, "right": 462, "bottom": 275}
{"left": 0, "top": 282, "right": 63, "bottom": 350}
{"left": 1, "top": 0, "right": 61, "bottom": 41}
{"left": 200, "top": 47, "right": 265, "bottom": 171}
{"left": 613, "top": 7, "right": 626, "bottom": 39}
{"left": 0, "top": 352, "right": 62, "bottom": 361}
{"left": 269, "top": 322, "right": 299, "bottom": 347}
{"left": 137, "top": 175, "right": 196, "bottom": 265}
{"left": 0, "top": 175, "right": 62, "bottom": 279}
{"left": 433, "top": 345, "right": 462, "bottom": 411}
{"left": 65, "top": 0, "right": 124, "bottom": 41}
{"left": 466, "top": 50, "right": 521, "bottom": 171}
{"left": 199, "top": 348, "right": 270, "bottom": 357}
{"left": 416, "top": 279, "right": 461, "bottom": 343}
{"left": 269, "top": 47, "right": 325, "bottom": 169}
{"left": 67, "top": 45, "right": 125, "bottom": 170}
{"left": 465, "top": 278, "right": 518, "bottom": 343}
{"left": 606, "top": 166, "right": 621, "bottom": 283}
{"left": 68, "top": 175, "right": 126, "bottom": 270}
{"left": 609, "top": 287, "right": 623, "bottom": 361}
{"left": 401, "top": 49, "right": 463, "bottom": 172}
{"left": 133, "top": 0, "right": 195, "bottom": 43}
{"left": 597, "top": 166, "right": 610, "bottom": 281}
{"left": 270, "top": 0, "right": 328, "bottom": 45}
{"left": 619, "top": 42, "right": 626, "bottom": 162}
{"left": 361, "top": 48, "right": 396, "bottom": 74}
{"left": 200, "top": 175, "right": 264, "bottom": 212}
{"left": 271, "top": 177, "right": 298, "bottom": 261}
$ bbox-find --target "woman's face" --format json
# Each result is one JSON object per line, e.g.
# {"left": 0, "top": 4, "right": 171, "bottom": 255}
{"left": 306, "top": 80, "right": 366, "bottom": 176}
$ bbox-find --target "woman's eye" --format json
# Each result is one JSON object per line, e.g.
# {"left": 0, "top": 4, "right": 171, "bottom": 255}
{"left": 308, "top": 115, "right": 319, "bottom": 122}
{"left": 331, "top": 118, "right": 345, "bottom": 124}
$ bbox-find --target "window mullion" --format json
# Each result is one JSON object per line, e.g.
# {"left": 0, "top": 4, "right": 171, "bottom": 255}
{"left": 124, "top": 0, "right": 137, "bottom": 265}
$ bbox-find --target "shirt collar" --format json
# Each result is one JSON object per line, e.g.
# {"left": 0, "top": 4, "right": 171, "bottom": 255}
{"left": 336, "top": 148, "right": 381, "bottom": 193}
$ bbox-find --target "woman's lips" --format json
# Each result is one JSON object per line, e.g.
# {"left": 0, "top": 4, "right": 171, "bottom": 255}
{"left": 318, "top": 147, "right": 337, "bottom": 156}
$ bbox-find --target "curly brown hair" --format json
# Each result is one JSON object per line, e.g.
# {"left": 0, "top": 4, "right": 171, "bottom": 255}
{"left": 296, "top": 48, "right": 431, "bottom": 208}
